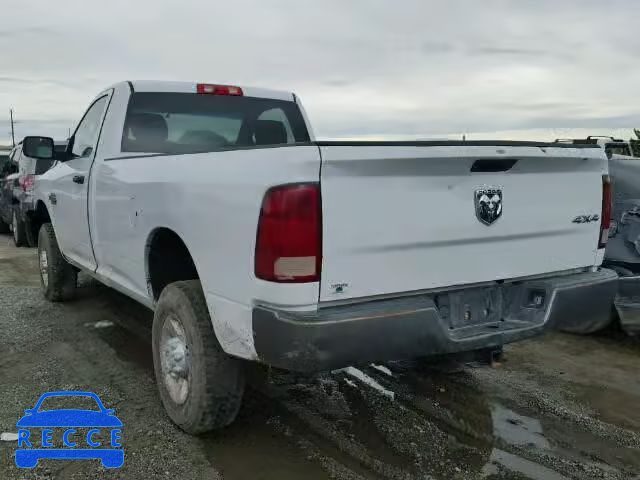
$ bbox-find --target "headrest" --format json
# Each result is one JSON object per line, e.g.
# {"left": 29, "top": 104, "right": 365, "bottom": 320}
{"left": 254, "top": 120, "right": 287, "bottom": 145}
{"left": 127, "top": 113, "right": 168, "bottom": 143}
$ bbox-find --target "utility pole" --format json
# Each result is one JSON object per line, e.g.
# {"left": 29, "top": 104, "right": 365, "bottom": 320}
{"left": 10, "top": 109, "right": 15, "bottom": 147}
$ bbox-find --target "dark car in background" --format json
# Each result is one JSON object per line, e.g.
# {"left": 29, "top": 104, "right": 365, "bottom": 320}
{"left": 553, "top": 136, "right": 640, "bottom": 335}
{"left": 555, "top": 136, "right": 635, "bottom": 159}
{"left": 5, "top": 139, "right": 66, "bottom": 247}
{"left": 605, "top": 157, "right": 640, "bottom": 335}
{"left": 0, "top": 149, "right": 19, "bottom": 234}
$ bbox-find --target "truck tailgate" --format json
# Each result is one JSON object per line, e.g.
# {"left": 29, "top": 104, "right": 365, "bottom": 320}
{"left": 319, "top": 143, "right": 605, "bottom": 302}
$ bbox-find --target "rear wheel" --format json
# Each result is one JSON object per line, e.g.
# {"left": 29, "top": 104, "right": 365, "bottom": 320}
{"left": 152, "top": 280, "right": 245, "bottom": 434}
{"left": 0, "top": 217, "right": 9, "bottom": 234}
{"left": 559, "top": 312, "right": 613, "bottom": 334}
{"left": 12, "top": 210, "right": 27, "bottom": 247}
{"left": 38, "top": 223, "right": 77, "bottom": 302}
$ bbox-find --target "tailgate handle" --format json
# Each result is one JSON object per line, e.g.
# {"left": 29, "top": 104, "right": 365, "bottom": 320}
{"left": 471, "top": 159, "right": 518, "bottom": 173}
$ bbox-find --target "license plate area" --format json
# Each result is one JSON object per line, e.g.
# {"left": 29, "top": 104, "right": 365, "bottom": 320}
{"left": 435, "top": 287, "right": 503, "bottom": 330}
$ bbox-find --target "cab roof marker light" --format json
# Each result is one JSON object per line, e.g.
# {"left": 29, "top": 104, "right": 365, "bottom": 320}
{"left": 196, "top": 84, "right": 243, "bottom": 96}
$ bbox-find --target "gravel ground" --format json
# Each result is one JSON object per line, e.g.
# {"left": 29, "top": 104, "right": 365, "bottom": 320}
{"left": 0, "top": 234, "right": 638, "bottom": 479}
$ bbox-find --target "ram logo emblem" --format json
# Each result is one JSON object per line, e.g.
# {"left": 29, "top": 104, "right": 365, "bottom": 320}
{"left": 475, "top": 188, "right": 503, "bottom": 226}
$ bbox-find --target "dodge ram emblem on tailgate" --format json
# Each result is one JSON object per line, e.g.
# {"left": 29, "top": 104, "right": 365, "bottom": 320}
{"left": 475, "top": 188, "right": 502, "bottom": 226}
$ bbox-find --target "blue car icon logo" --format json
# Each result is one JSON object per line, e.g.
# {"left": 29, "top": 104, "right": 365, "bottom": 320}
{"left": 15, "top": 391, "right": 123, "bottom": 468}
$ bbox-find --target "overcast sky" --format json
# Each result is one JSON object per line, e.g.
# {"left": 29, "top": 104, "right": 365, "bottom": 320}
{"left": 1, "top": 0, "right": 639, "bottom": 145}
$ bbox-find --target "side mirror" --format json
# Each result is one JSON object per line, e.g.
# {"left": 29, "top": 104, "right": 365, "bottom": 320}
{"left": 23, "top": 136, "right": 54, "bottom": 160}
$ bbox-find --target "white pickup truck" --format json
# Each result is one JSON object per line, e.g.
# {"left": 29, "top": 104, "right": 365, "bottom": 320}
{"left": 29, "top": 81, "right": 617, "bottom": 433}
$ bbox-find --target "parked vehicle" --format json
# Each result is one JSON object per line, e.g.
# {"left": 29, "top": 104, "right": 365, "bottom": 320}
{"left": 555, "top": 136, "right": 635, "bottom": 159}
{"left": 6, "top": 139, "right": 66, "bottom": 247}
{"left": 0, "top": 150, "right": 19, "bottom": 234}
{"left": 603, "top": 156, "right": 640, "bottom": 335}
{"left": 554, "top": 137, "right": 640, "bottom": 335}
{"left": 30, "top": 81, "right": 617, "bottom": 433}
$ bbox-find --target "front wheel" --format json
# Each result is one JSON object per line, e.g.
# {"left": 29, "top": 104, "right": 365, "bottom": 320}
{"left": 38, "top": 223, "right": 77, "bottom": 302}
{"left": 12, "top": 210, "right": 27, "bottom": 247}
{"left": 152, "top": 280, "right": 245, "bottom": 434}
{"left": 0, "top": 216, "right": 9, "bottom": 234}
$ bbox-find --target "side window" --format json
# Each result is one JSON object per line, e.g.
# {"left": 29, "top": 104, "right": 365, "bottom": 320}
{"left": 72, "top": 96, "right": 108, "bottom": 158}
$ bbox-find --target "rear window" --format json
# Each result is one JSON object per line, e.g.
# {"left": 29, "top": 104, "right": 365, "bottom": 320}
{"left": 121, "top": 92, "right": 310, "bottom": 154}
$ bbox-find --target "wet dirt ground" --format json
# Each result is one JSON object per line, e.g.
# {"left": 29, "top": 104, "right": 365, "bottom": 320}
{"left": 0, "top": 233, "right": 638, "bottom": 479}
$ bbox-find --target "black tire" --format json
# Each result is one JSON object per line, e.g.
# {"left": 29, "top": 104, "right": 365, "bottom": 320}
{"left": 0, "top": 217, "right": 9, "bottom": 234}
{"left": 12, "top": 209, "right": 27, "bottom": 247}
{"left": 25, "top": 216, "right": 37, "bottom": 248}
{"left": 38, "top": 223, "right": 77, "bottom": 302}
{"left": 152, "top": 280, "right": 244, "bottom": 434}
{"left": 559, "top": 315, "right": 613, "bottom": 335}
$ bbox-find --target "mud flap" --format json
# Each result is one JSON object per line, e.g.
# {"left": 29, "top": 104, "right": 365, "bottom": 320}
{"left": 615, "top": 275, "right": 640, "bottom": 335}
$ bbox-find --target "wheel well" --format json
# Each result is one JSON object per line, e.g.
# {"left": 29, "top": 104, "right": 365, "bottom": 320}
{"left": 146, "top": 228, "right": 199, "bottom": 300}
{"left": 30, "top": 201, "right": 51, "bottom": 237}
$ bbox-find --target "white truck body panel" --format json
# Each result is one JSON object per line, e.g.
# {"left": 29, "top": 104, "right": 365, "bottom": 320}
{"left": 35, "top": 80, "right": 610, "bottom": 362}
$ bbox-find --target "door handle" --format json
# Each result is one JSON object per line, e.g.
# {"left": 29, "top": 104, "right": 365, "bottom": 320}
{"left": 72, "top": 175, "right": 85, "bottom": 184}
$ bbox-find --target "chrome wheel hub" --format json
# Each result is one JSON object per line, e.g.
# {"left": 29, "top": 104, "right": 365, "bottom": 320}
{"left": 39, "top": 249, "right": 48, "bottom": 287}
{"left": 160, "top": 315, "right": 190, "bottom": 405}
{"left": 12, "top": 214, "right": 17, "bottom": 241}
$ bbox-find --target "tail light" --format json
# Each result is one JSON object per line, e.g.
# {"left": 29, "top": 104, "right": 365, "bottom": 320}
{"left": 197, "top": 84, "right": 243, "bottom": 96}
{"left": 255, "top": 183, "right": 322, "bottom": 283}
{"left": 599, "top": 175, "right": 612, "bottom": 249}
{"left": 19, "top": 174, "right": 35, "bottom": 192}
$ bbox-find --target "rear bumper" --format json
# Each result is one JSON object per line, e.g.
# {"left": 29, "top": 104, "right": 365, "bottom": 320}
{"left": 615, "top": 275, "right": 640, "bottom": 335}
{"left": 253, "top": 269, "right": 618, "bottom": 372}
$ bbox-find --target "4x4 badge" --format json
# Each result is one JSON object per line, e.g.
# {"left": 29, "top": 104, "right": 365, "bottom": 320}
{"left": 475, "top": 188, "right": 502, "bottom": 226}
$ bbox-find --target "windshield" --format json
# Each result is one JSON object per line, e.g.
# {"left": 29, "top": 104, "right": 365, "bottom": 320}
{"left": 121, "top": 92, "right": 310, "bottom": 154}
{"left": 34, "top": 158, "right": 56, "bottom": 175}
